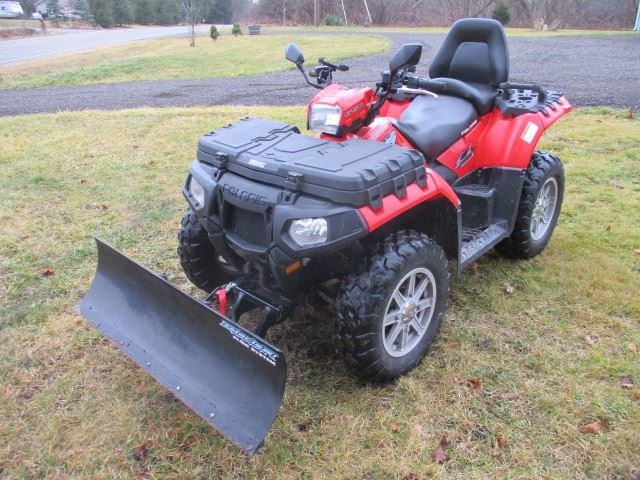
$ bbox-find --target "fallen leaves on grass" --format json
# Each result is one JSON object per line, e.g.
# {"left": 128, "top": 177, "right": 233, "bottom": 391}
{"left": 85, "top": 204, "right": 108, "bottom": 210}
{"left": 620, "top": 376, "right": 634, "bottom": 389}
{"left": 131, "top": 442, "right": 151, "bottom": 462}
{"left": 467, "top": 378, "right": 482, "bottom": 390}
{"left": 580, "top": 419, "right": 610, "bottom": 434}
{"left": 298, "top": 418, "right": 313, "bottom": 432}
{"left": 39, "top": 268, "right": 54, "bottom": 277}
{"left": 431, "top": 435, "right": 449, "bottom": 464}
{"left": 431, "top": 446, "right": 447, "bottom": 464}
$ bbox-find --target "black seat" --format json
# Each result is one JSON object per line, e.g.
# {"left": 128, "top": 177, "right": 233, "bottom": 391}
{"left": 394, "top": 18, "right": 509, "bottom": 161}
{"left": 428, "top": 18, "right": 509, "bottom": 115}
{"left": 395, "top": 94, "right": 477, "bottom": 159}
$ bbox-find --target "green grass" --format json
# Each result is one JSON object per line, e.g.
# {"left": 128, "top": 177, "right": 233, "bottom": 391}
{"left": 0, "top": 34, "right": 390, "bottom": 90}
{"left": 266, "top": 25, "right": 639, "bottom": 36}
{"left": 0, "top": 107, "right": 639, "bottom": 479}
{"left": 0, "top": 19, "right": 40, "bottom": 28}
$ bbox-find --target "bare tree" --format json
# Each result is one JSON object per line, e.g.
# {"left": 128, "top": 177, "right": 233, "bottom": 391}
{"left": 182, "top": 0, "right": 196, "bottom": 47}
{"left": 254, "top": 0, "right": 637, "bottom": 29}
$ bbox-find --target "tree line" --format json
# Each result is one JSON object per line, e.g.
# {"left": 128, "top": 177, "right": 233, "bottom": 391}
{"left": 253, "top": 0, "right": 639, "bottom": 30}
{"left": 21, "top": 0, "right": 248, "bottom": 28}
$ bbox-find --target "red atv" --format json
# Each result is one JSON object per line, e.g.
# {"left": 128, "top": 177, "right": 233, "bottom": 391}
{"left": 80, "top": 19, "right": 571, "bottom": 453}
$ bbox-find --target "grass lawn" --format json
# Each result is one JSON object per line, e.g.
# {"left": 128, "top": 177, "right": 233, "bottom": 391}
{"left": 0, "top": 106, "right": 639, "bottom": 479}
{"left": 0, "top": 19, "right": 40, "bottom": 28}
{"left": 265, "top": 25, "right": 639, "bottom": 37}
{"left": 0, "top": 34, "right": 389, "bottom": 90}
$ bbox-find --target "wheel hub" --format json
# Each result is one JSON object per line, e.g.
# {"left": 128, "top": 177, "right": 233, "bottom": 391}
{"left": 382, "top": 267, "right": 437, "bottom": 358}
{"left": 401, "top": 302, "right": 417, "bottom": 324}
{"left": 530, "top": 177, "right": 559, "bottom": 241}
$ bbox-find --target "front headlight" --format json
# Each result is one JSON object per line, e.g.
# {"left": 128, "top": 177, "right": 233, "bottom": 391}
{"left": 189, "top": 176, "right": 206, "bottom": 208}
{"left": 309, "top": 104, "right": 342, "bottom": 135}
{"left": 289, "top": 218, "right": 328, "bottom": 246}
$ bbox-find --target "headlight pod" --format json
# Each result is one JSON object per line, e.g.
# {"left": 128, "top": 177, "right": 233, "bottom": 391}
{"left": 289, "top": 218, "right": 328, "bottom": 246}
{"left": 188, "top": 176, "right": 206, "bottom": 208}
{"left": 309, "top": 104, "right": 342, "bottom": 135}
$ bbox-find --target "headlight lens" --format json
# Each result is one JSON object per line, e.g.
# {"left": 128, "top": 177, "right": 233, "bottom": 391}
{"left": 289, "top": 218, "right": 328, "bottom": 246}
{"left": 189, "top": 176, "right": 206, "bottom": 208}
{"left": 309, "top": 104, "right": 342, "bottom": 135}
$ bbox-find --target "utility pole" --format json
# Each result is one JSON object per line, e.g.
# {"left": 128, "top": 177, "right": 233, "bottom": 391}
{"left": 363, "top": 0, "right": 372, "bottom": 24}
{"left": 634, "top": 1, "right": 640, "bottom": 31}
{"left": 314, "top": 0, "right": 319, "bottom": 26}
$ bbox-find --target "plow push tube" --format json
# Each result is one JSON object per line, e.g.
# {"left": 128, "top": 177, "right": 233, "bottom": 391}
{"left": 79, "top": 238, "right": 287, "bottom": 454}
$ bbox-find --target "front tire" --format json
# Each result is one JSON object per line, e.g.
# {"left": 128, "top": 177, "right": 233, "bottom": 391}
{"left": 178, "top": 211, "right": 237, "bottom": 291}
{"left": 335, "top": 230, "right": 450, "bottom": 381}
{"left": 496, "top": 151, "right": 564, "bottom": 259}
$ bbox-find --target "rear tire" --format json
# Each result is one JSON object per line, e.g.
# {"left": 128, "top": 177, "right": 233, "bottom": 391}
{"left": 496, "top": 151, "right": 564, "bottom": 259}
{"left": 335, "top": 230, "right": 449, "bottom": 381}
{"left": 178, "top": 211, "right": 236, "bottom": 291}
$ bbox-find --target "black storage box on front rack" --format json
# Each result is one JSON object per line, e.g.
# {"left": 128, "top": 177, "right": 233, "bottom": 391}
{"left": 196, "top": 118, "right": 427, "bottom": 210}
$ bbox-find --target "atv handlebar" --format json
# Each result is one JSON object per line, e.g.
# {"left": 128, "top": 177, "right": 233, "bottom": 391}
{"left": 307, "top": 58, "right": 350, "bottom": 88}
{"left": 319, "top": 57, "right": 349, "bottom": 72}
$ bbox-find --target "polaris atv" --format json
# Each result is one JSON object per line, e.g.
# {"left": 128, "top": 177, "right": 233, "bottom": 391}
{"left": 80, "top": 19, "right": 571, "bottom": 453}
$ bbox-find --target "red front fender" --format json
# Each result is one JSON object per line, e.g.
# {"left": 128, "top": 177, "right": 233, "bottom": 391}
{"left": 358, "top": 168, "right": 460, "bottom": 232}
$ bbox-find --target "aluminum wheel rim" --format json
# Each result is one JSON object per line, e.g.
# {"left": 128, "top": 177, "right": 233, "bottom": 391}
{"left": 530, "top": 177, "right": 558, "bottom": 241}
{"left": 382, "top": 267, "right": 436, "bottom": 358}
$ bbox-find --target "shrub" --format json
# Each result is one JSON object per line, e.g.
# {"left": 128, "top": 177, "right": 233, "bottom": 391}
{"left": 322, "top": 14, "right": 344, "bottom": 26}
{"left": 210, "top": 24, "right": 219, "bottom": 40}
{"left": 492, "top": 2, "right": 511, "bottom": 26}
{"left": 232, "top": 23, "right": 242, "bottom": 36}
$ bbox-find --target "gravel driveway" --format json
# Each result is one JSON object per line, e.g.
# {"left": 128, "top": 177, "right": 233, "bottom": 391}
{"left": 0, "top": 31, "right": 638, "bottom": 116}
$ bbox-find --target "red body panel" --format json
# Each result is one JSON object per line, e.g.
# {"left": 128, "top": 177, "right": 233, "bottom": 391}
{"left": 309, "top": 84, "right": 572, "bottom": 233}
{"left": 358, "top": 168, "right": 460, "bottom": 232}
{"left": 437, "top": 95, "right": 572, "bottom": 177}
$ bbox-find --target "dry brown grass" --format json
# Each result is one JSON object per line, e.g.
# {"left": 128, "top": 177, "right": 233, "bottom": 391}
{"left": 0, "top": 106, "right": 638, "bottom": 479}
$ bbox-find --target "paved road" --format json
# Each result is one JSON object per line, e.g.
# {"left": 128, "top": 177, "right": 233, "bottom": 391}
{"left": 0, "top": 31, "right": 638, "bottom": 116}
{"left": 0, "top": 25, "right": 211, "bottom": 65}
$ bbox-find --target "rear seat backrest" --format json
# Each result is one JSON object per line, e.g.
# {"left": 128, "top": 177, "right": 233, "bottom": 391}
{"left": 429, "top": 18, "right": 509, "bottom": 87}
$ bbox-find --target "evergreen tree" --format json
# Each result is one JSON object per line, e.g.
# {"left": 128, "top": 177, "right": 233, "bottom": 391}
{"left": 46, "top": 0, "right": 61, "bottom": 19}
{"left": 211, "top": 0, "right": 231, "bottom": 23}
{"left": 73, "top": 0, "right": 91, "bottom": 20}
{"left": 196, "top": 0, "right": 217, "bottom": 23}
{"left": 134, "top": 0, "right": 154, "bottom": 25}
{"left": 112, "top": 0, "right": 133, "bottom": 25}
{"left": 155, "top": 0, "right": 180, "bottom": 24}
{"left": 88, "top": 0, "right": 114, "bottom": 27}
{"left": 492, "top": 2, "right": 511, "bottom": 26}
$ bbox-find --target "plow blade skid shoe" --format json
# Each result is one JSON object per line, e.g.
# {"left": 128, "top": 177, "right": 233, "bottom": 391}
{"left": 79, "top": 238, "right": 287, "bottom": 454}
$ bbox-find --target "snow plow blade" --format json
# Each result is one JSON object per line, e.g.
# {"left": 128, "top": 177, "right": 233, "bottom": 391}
{"left": 79, "top": 238, "right": 287, "bottom": 454}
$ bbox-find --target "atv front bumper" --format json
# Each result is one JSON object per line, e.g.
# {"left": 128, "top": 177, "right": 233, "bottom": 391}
{"left": 184, "top": 160, "right": 368, "bottom": 292}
